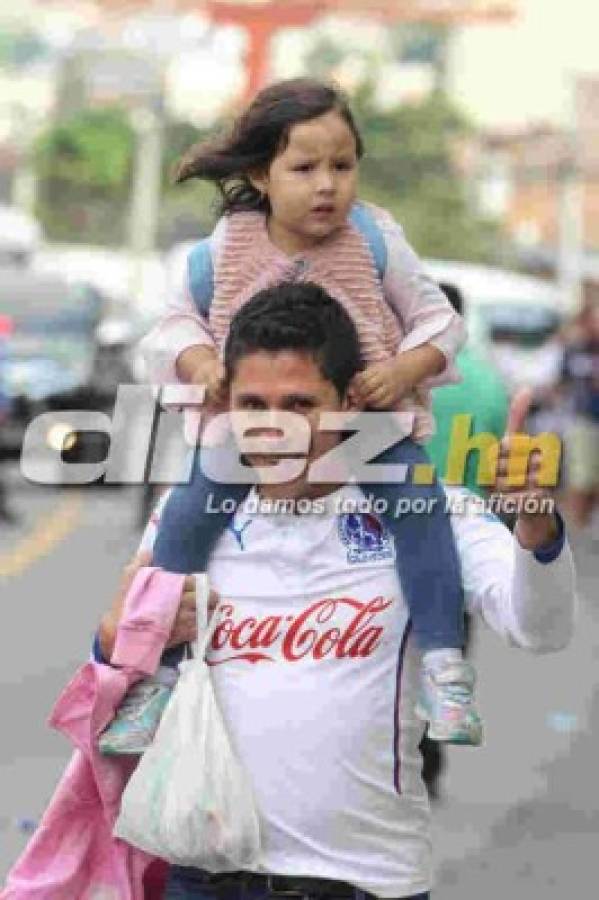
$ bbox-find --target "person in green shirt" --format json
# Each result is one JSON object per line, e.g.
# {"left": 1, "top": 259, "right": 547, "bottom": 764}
{"left": 421, "top": 282, "right": 509, "bottom": 799}
{"left": 426, "top": 283, "right": 509, "bottom": 497}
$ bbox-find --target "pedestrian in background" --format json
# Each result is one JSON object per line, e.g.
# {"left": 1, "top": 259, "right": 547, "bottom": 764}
{"left": 426, "top": 283, "right": 509, "bottom": 497}
{"left": 421, "top": 282, "right": 510, "bottom": 799}
{"left": 560, "top": 300, "right": 599, "bottom": 529}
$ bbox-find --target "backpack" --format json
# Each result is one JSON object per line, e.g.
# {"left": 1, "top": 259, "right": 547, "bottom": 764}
{"left": 187, "top": 202, "right": 388, "bottom": 318}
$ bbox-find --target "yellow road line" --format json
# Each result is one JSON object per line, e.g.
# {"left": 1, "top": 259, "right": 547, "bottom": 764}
{"left": 0, "top": 493, "right": 84, "bottom": 579}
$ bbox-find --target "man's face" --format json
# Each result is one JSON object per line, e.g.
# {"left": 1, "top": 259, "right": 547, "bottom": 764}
{"left": 229, "top": 349, "right": 350, "bottom": 501}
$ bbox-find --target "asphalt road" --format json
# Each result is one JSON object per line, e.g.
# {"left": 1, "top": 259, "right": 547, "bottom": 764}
{"left": 0, "top": 464, "right": 597, "bottom": 897}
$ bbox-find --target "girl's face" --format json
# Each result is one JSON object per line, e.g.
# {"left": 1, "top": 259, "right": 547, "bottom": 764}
{"left": 250, "top": 110, "right": 359, "bottom": 256}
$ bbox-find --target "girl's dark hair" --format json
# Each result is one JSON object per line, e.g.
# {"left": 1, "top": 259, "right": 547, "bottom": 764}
{"left": 224, "top": 281, "right": 363, "bottom": 397}
{"left": 175, "top": 77, "right": 364, "bottom": 216}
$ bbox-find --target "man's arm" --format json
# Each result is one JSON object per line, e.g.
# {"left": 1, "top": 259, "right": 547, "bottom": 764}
{"left": 451, "top": 499, "right": 575, "bottom": 652}
{"left": 507, "top": 512, "right": 575, "bottom": 651}
{"left": 95, "top": 490, "right": 210, "bottom": 663}
{"left": 450, "top": 388, "right": 576, "bottom": 651}
{"left": 96, "top": 492, "right": 167, "bottom": 660}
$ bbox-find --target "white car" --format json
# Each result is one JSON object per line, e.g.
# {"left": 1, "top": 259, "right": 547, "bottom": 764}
{"left": 423, "top": 259, "right": 569, "bottom": 395}
{"left": 0, "top": 205, "right": 43, "bottom": 266}
{"left": 161, "top": 247, "right": 570, "bottom": 398}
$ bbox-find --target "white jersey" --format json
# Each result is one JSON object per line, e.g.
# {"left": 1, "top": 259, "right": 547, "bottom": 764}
{"left": 141, "top": 485, "right": 575, "bottom": 898}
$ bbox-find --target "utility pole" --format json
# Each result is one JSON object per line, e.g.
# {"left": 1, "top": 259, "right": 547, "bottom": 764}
{"left": 11, "top": 159, "right": 37, "bottom": 217}
{"left": 10, "top": 106, "right": 37, "bottom": 216}
{"left": 432, "top": 24, "right": 453, "bottom": 93}
{"left": 127, "top": 104, "right": 164, "bottom": 301}
{"left": 557, "top": 83, "right": 584, "bottom": 314}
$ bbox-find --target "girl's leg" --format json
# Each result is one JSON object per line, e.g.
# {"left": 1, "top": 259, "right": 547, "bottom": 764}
{"left": 359, "top": 437, "right": 482, "bottom": 745}
{"left": 152, "top": 441, "right": 253, "bottom": 574}
{"left": 99, "top": 439, "right": 252, "bottom": 756}
{"left": 364, "top": 437, "right": 463, "bottom": 652}
{"left": 152, "top": 438, "right": 254, "bottom": 667}
{"left": 151, "top": 440, "right": 252, "bottom": 666}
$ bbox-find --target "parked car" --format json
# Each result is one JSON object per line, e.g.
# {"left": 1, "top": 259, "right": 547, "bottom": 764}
{"left": 0, "top": 205, "right": 43, "bottom": 268}
{"left": 0, "top": 313, "right": 15, "bottom": 462}
{"left": 0, "top": 267, "right": 138, "bottom": 465}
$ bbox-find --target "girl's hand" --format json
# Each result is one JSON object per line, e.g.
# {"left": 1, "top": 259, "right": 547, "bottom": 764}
{"left": 191, "top": 354, "right": 227, "bottom": 410}
{"left": 350, "top": 359, "right": 413, "bottom": 411}
{"left": 177, "top": 345, "right": 227, "bottom": 410}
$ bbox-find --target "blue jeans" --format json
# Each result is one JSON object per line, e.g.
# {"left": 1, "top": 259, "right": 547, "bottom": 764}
{"left": 153, "top": 434, "right": 464, "bottom": 668}
{"left": 163, "top": 868, "right": 430, "bottom": 900}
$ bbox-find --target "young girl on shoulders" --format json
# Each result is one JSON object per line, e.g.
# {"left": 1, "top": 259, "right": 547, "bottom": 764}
{"left": 100, "top": 77, "right": 480, "bottom": 756}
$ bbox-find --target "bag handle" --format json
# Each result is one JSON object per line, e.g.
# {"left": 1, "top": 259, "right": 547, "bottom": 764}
{"left": 189, "top": 573, "right": 218, "bottom": 661}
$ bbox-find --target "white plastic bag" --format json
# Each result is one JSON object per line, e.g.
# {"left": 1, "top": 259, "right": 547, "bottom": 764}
{"left": 113, "top": 574, "right": 262, "bottom": 870}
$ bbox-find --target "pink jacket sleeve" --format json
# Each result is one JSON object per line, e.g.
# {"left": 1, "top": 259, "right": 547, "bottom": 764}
{"left": 373, "top": 205, "right": 466, "bottom": 387}
{"left": 139, "top": 218, "right": 229, "bottom": 384}
{"left": 111, "top": 566, "right": 184, "bottom": 673}
{"left": 0, "top": 566, "right": 186, "bottom": 900}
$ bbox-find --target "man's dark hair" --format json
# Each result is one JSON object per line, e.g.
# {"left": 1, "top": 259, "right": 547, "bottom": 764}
{"left": 224, "top": 282, "right": 363, "bottom": 397}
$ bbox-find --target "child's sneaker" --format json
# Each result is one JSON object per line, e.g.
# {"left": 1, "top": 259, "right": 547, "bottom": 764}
{"left": 98, "top": 669, "right": 176, "bottom": 756}
{"left": 416, "top": 659, "right": 483, "bottom": 746}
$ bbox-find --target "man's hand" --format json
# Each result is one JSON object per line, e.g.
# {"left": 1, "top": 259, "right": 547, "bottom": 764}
{"left": 492, "top": 387, "right": 560, "bottom": 551}
{"left": 165, "top": 576, "right": 220, "bottom": 649}
{"left": 98, "top": 553, "right": 220, "bottom": 660}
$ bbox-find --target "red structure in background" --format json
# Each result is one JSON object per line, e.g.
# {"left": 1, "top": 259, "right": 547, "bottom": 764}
{"left": 206, "top": 2, "right": 325, "bottom": 102}
{"left": 206, "top": 1, "right": 516, "bottom": 101}
{"left": 89, "top": 1, "right": 517, "bottom": 102}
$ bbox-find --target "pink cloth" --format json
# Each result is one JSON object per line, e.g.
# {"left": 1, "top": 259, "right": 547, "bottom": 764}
{"left": 1, "top": 568, "right": 185, "bottom": 900}
{"left": 140, "top": 203, "right": 466, "bottom": 442}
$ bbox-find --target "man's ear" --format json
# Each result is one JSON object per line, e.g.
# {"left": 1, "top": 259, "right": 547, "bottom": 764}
{"left": 248, "top": 169, "right": 269, "bottom": 196}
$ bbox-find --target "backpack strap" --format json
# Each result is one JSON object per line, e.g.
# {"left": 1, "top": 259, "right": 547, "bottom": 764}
{"left": 349, "top": 202, "right": 387, "bottom": 282}
{"left": 187, "top": 237, "right": 214, "bottom": 318}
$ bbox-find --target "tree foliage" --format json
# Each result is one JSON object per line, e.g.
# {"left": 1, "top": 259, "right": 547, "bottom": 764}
{"left": 33, "top": 108, "right": 222, "bottom": 247}
{"left": 158, "top": 120, "right": 220, "bottom": 246}
{"left": 32, "top": 83, "right": 500, "bottom": 261}
{"left": 35, "top": 107, "right": 133, "bottom": 188}
{"left": 352, "top": 83, "right": 499, "bottom": 262}
{"left": 34, "top": 107, "right": 134, "bottom": 244}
